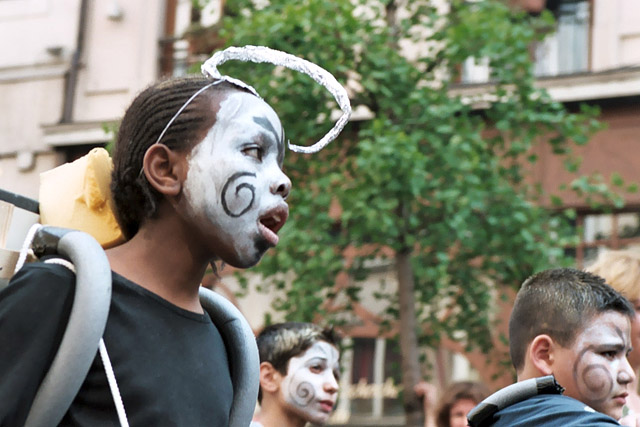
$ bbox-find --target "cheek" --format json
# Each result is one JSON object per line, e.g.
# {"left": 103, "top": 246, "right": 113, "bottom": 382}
{"left": 575, "top": 353, "right": 615, "bottom": 402}
{"left": 184, "top": 167, "right": 221, "bottom": 216}
{"left": 282, "top": 370, "right": 319, "bottom": 407}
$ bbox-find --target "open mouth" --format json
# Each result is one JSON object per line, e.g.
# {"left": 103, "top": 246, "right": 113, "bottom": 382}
{"left": 319, "top": 400, "right": 335, "bottom": 412}
{"left": 258, "top": 205, "right": 289, "bottom": 246}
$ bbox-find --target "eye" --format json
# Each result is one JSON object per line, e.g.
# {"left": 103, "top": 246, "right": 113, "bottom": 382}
{"left": 310, "top": 364, "right": 323, "bottom": 374}
{"left": 601, "top": 351, "right": 617, "bottom": 359}
{"left": 243, "top": 145, "right": 263, "bottom": 161}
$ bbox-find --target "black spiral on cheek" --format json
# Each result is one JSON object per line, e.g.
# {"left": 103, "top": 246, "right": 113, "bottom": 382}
{"left": 574, "top": 348, "right": 614, "bottom": 403}
{"left": 580, "top": 364, "right": 613, "bottom": 402}
{"left": 221, "top": 172, "right": 256, "bottom": 217}
{"left": 290, "top": 381, "right": 315, "bottom": 406}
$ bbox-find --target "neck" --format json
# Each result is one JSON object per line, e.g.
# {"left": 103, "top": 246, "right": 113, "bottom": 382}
{"left": 253, "top": 399, "right": 307, "bottom": 427}
{"left": 106, "top": 215, "right": 211, "bottom": 313}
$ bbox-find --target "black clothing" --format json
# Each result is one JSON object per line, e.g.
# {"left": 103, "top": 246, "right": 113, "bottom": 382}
{"left": 0, "top": 261, "right": 233, "bottom": 426}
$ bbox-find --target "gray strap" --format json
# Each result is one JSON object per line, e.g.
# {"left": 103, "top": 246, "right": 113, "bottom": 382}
{"left": 199, "top": 287, "right": 260, "bottom": 427}
{"left": 24, "top": 229, "right": 112, "bottom": 427}
{"left": 467, "top": 375, "right": 564, "bottom": 427}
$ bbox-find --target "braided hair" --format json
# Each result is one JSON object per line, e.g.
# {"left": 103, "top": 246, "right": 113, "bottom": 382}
{"left": 111, "top": 75, "right": 242, "bottom": 239}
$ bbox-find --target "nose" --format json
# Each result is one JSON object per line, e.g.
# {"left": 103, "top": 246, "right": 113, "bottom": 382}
{"left": 324, "top": 373, "right": 339, "bottom": 395}
{"left": 618, "top": 357, "right": 635, "bottom": 385}
{"left": 271, "top": 172, "right": 291, "bottom": 200}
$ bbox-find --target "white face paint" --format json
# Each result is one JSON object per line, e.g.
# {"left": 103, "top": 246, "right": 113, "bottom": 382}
{"left": 553, "top": 311, "right": 635, "bottom": 420}
{"left": 182, "top": 91, "right": 291, "bottom": 268}
{"left": 280, "top": 341, "right": 340, "bottom": 425}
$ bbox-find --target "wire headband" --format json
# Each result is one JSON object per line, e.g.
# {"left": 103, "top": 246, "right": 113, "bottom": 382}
{"left": 153, "top": 45, "right": 351, "bottom": 153}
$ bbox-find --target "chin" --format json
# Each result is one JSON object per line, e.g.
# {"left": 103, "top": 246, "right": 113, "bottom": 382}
{"left": 222, "top": 238, "right": 272, "bottom": 269}
{"left": 599, "top": 406, "right": 622, "bottom": 421}
{"left": 307, "top": 415, "right": 331, "bottom": 426}
{"left": 227, "top": 250, "right": 264, "bottom": 269}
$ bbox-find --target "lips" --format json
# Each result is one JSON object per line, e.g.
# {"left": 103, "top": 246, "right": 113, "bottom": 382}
{"left": 319, "top": 399, "right": 335, "bottom": 413}
{"left": 613, "top": 392, "right": 628, "bottom": 403}
{"left": 258, "top": 204, "right": 289, "bottom": 246}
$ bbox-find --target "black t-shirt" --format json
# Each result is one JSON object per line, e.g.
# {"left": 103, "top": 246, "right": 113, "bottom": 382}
{"left": 488, "top": 393, "right": 620, "bottom": 426}
{"left": 0, "top": 261, "right": 233, "bottom": 426}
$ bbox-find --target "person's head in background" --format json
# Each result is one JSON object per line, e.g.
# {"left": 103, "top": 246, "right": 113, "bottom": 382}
{"left": 509, "top": 267, "right": 635, "bottom": 420}
{"left": 587, "top": 249, "right": 640, "bottom": 370}
{"left": 254, "top": 322, "right": 341, "bottom": 427}
{"left": 435, "top": 381, "right": 490, "bottom": 427}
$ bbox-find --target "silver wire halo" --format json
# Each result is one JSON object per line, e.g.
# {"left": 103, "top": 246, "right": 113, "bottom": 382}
{"left": 201, "top": 45, "right": 352, "bottom": 154}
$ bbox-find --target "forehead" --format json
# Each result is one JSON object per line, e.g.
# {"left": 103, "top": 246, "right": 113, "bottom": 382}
{"left": 216, "top": 91, "right": 282, "bottom": 136}
{"left": 291, "top": 341, "right": 339, "bottom": 366}
{"left": 571, "top": 311, "right": 630, "bottom": 348}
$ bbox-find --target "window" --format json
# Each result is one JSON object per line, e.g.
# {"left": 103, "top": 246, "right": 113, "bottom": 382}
{"left": 337, "top": 337, "right": 404, "bottom": 424}
{"left": 534, "top": 0, "right": 590, "bottom": 76}
{"left": 572, "top": 211, "right": 640, "bottom": 268}
{"left": 461, "top": 56, "right": 490, "bottom": 84}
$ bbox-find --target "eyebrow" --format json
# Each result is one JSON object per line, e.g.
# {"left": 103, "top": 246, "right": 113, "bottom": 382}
{"left": 591, "top": 343, "right": 627, "bottom": 353}
{"left": 253, "top": 116, "right": 284, "bottom": 164}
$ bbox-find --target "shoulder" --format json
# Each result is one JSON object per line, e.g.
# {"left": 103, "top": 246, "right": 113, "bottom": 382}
{"left": 496, "top": 394, "right": 620, "bottom": 426}
{"left": 1, "top": 260, "right": 76, "bottom": 306}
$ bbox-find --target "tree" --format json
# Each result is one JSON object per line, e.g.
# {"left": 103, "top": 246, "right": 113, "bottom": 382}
{"left": 210, "top": 0, "right": 623, "bottom": 425}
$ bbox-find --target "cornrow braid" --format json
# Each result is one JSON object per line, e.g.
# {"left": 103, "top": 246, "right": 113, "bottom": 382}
{"left": 111, "top": 75, "right": 243, "bottom": 239}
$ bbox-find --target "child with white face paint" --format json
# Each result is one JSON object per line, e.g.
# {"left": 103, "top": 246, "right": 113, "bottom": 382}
{"left": 468, "top": 268, "right": 636, "bottom": 427}
{"left": 252, "top": 322, "right": 341, "bottom": 427}
{"left": 0, "top": 75, "right": 292, "bottom": 426}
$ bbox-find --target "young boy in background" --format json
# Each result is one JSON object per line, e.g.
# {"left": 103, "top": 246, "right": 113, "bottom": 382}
{"left": 251, "top": 322, "right": 341, "bottom": 427}
{"left": 468, "top": 268, "right": 636, "bottom": 426}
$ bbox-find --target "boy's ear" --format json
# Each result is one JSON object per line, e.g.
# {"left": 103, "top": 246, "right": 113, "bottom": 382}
{"left": 528, "top": 334, "right": 554, "bottom": 376}
{"left": 259, "top": 362, "right": 283, "bottom": 394}
{"left": 142, "top": 144, "right": 187, "bottom": 196}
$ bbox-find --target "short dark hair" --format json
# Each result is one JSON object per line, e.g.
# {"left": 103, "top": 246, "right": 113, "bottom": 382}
{"left": 256, "top": 322, "right": 340, "bottom": 403}
{"left": 111, "top": 75, "right": 247, "bottom": 239}
{"left": 435, "top": 381, "right": 490, "bottom": 427}
{"left": 509, "top": 267, "right": 634, "bottom": 371}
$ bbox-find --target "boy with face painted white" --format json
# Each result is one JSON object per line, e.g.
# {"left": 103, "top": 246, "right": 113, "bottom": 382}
{"left": 0, "top": 76, "right": 293, "bottom": 426}
{"left": 252, "top": 322, "right": 341, "bottom": 427}
{"left": 468, "top": 268, "right": 637, "bottom": 427}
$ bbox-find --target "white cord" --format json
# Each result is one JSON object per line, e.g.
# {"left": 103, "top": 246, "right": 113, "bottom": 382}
{"left": 99, "top": 338, "right": 130, "bottom": 427}
{"left": 14, "top": 223, "right": 42, "bottom": 274}
{"left": 44, "top": 258, "right": 76, "bottom": 273}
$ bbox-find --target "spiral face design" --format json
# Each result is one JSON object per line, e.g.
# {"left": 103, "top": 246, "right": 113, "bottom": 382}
{"left": 221, "top": 172, "right": 256, "bottom": 218}
{"left": 574, "top": 348, "right": 614, "bottom": 402}
{"left": 291, "top": 381, "right": 315, "bottom": 406}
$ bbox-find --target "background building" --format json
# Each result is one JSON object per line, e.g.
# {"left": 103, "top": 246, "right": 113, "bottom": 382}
{"left": 1, "top": 0, "right": 639, "bottom": 424}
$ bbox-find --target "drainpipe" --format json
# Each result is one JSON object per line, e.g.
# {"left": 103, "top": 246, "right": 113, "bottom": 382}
{"left": 61, "top": 0, "right": 89, "bottom": 123}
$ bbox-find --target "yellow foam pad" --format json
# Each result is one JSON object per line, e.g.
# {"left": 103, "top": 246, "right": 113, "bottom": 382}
{"left": 39, "top": 148, "right": 125, "bottom": 248}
